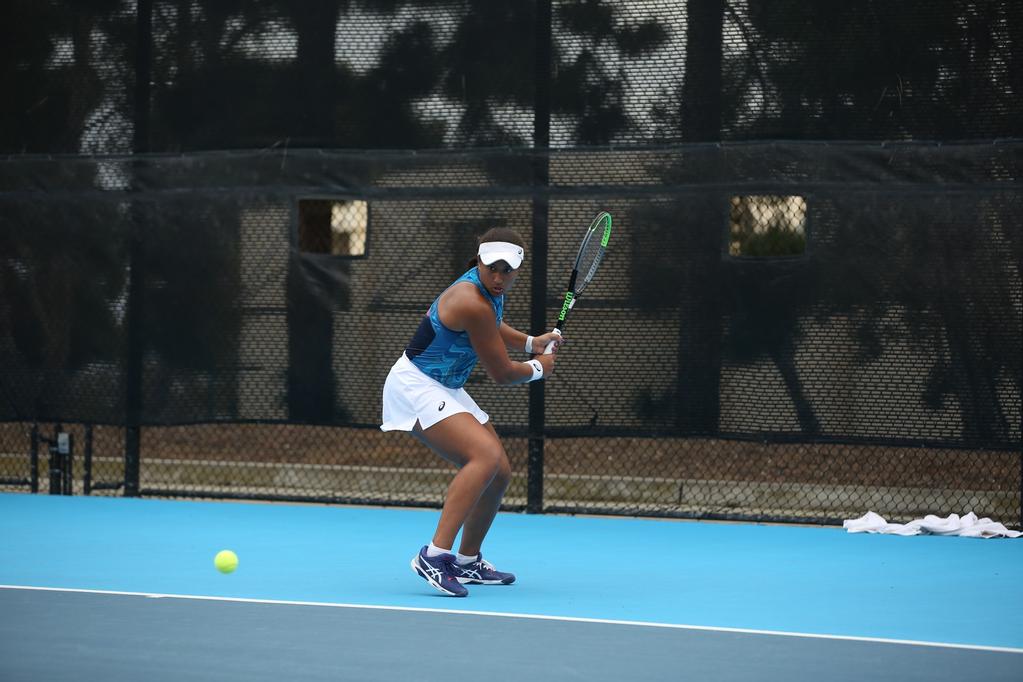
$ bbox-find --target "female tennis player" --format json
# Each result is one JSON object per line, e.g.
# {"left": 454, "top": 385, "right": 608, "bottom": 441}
{"left": 381, "top": 227, "right": 562, "bottom": 597}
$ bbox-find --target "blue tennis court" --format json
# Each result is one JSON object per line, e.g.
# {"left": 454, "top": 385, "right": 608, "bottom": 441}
{"left": 1, "top": 493, "right": 1020, "bottom": 681}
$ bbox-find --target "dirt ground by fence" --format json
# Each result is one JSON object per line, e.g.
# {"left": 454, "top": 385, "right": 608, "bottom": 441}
{"left": 2, "top": 422, "right": 1018, "bottom": 492}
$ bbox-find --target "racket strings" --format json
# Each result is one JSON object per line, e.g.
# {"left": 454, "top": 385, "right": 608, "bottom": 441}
{"left": 574, "top": 231, "right": 605, "bottom": 295}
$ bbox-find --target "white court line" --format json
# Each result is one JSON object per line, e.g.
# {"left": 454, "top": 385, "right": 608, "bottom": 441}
{"left": 2, "top": 583, "right": 1022, "bottom": 656}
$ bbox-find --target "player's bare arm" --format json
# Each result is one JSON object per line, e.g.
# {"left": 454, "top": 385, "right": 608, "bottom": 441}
{"left": 498, "top": 322, "right": 564, "bottom": 355}
{"left": 439, "top": 283, "right": 552, "bottom": 384}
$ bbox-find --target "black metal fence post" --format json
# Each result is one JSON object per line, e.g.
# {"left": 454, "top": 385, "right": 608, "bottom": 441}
{"left": 124, "top": 0, "right": 153, "bottom": 498}
{"left": 48, "top": 424, "right": 62, "bottom": 495}
{"left": 30, "top": 424, "right": 39, "bottom": 493}
{"left": 83, "top": 424, "right": 93, "bottom": 495}
{"left": 527, "top": 0, "right": 552, "bottom": 514}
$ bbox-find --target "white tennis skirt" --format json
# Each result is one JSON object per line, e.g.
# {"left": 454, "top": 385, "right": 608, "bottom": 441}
{"left": 380, "top": 353, "right": 490, "bottom": 432}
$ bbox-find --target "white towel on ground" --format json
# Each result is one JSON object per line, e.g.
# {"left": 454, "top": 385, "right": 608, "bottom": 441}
{"left": 843, "top": 511, "right": 1022, "bottom": 538}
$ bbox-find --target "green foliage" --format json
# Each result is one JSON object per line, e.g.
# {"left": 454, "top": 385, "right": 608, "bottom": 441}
{"left": 731, "top": 226, "right": 806, "bottom": 258}
{"left": 727, "top": 2, "right": 1019, "bottom": 139}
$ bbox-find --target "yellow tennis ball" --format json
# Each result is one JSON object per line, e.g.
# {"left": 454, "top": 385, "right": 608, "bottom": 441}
{"left": 214, "top": 550, "right": 238, "bottom": 574}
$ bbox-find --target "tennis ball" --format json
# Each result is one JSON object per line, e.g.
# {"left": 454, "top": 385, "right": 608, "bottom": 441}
{"left": 214, "top": 550, "right": 238, "bottom": 574}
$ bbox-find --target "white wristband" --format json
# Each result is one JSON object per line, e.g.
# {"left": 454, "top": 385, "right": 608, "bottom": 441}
{"left": 525, "top": 335, "right": 534, "bottom": 354}
{"left": 526, "top": 359, "right": 544, "bottom": 382}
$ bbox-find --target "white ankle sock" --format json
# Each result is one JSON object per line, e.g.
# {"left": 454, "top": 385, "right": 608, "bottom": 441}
{"left": 426, "top": 542, "right": 451, "bottom": 558}
{"left": 456, "top": 552, "right": 479, "bottom": 565}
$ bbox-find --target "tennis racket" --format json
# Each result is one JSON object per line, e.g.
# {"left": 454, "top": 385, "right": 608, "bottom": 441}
{"left": 544, "top": 211, "right": 613, "bottom": 354}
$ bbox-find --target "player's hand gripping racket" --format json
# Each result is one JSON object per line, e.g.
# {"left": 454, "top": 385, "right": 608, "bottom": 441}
{"left": 544, "top": 211, "right": 613, "bottom": 354}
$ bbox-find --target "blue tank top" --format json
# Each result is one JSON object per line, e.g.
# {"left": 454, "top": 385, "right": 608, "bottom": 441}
{"left": 405, "top": 268, "right": 504, "bottom": 388}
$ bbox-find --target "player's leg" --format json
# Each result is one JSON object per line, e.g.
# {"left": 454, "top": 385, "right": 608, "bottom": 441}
{"left": 412, "top": 417, "right": 516, "bottom": 589}
{"left": 455, "top": 421, "right": 511, "bottom": 556}
{"left": 412, "top": 414, "right": 510, "bottom": 551}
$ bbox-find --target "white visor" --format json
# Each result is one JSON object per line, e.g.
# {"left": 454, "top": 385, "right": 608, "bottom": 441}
{"left": 478, "top": 241, "right": 524, "bottom": 269}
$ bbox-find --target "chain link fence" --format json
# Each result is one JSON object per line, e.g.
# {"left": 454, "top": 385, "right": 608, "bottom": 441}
{"left": 2, "top": 1, "right": 1021, "bottom": 527}
{"left": 3, "top": 422, "right": 1019, "bottom": 525}
{"left": 2, "top": 143, "right": 1020, "bottom": 527}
